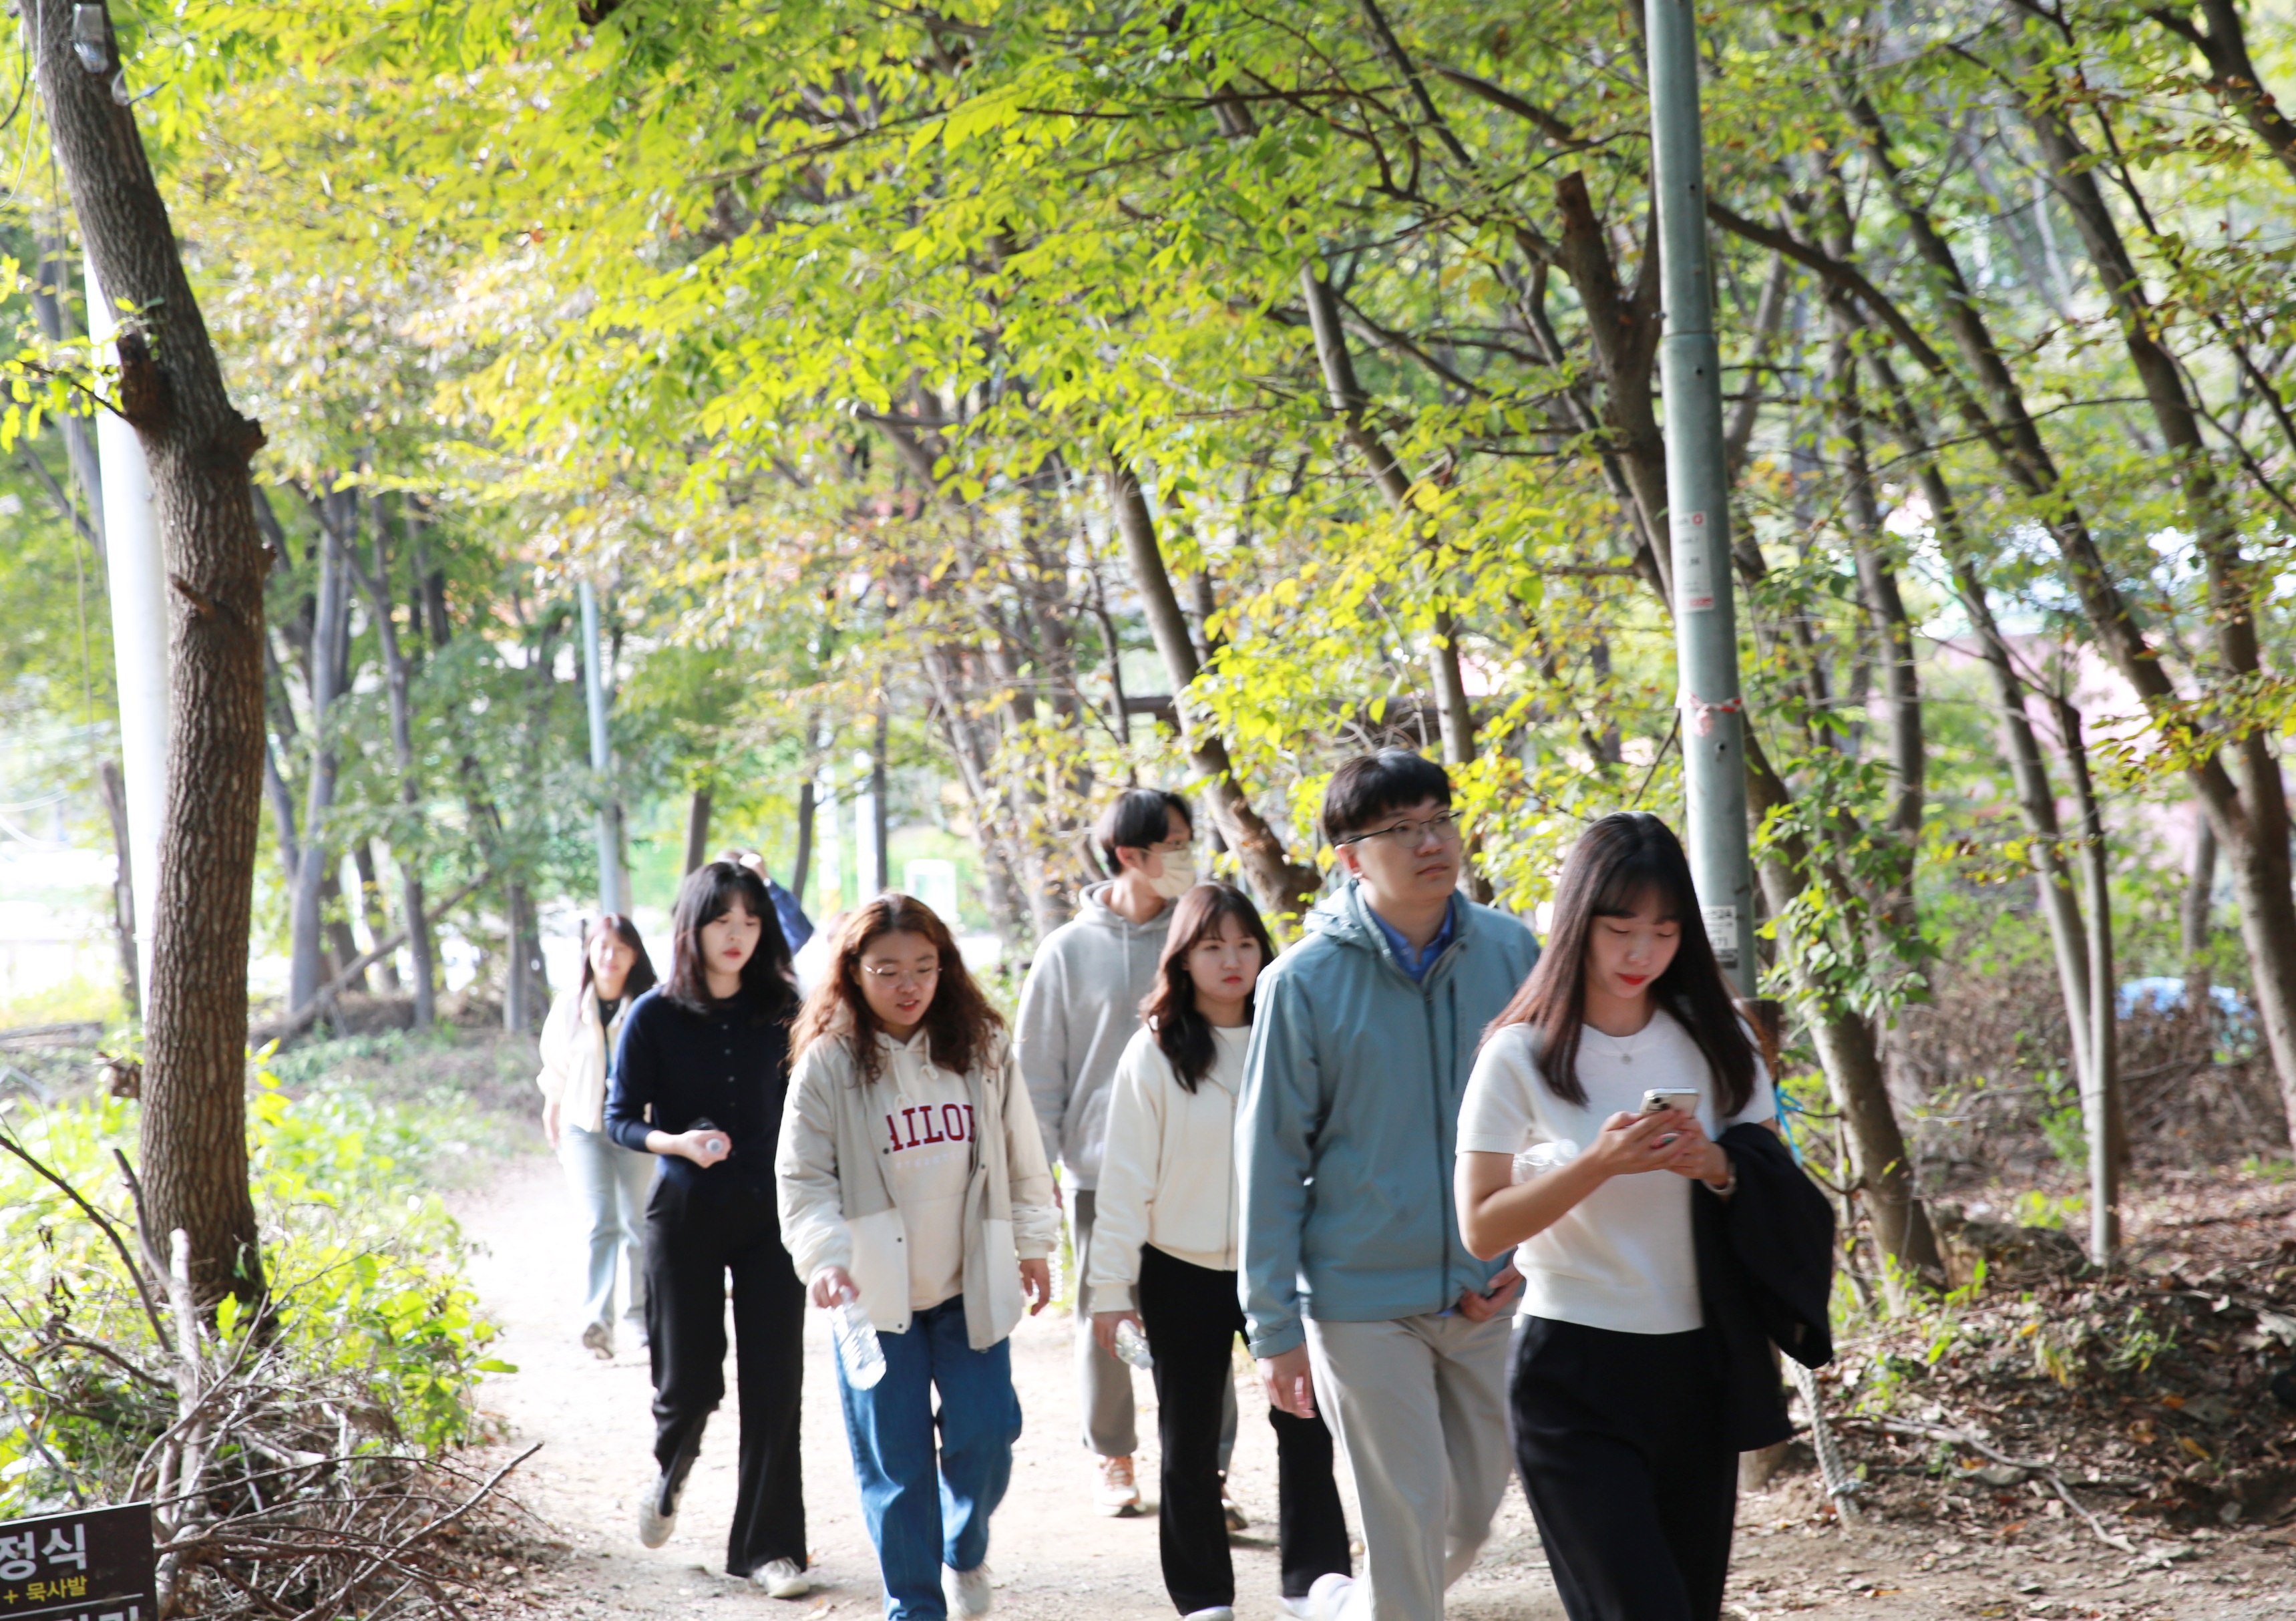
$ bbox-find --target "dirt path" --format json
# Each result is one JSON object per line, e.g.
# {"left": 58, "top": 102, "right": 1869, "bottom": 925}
{"left": 451, "top": 1153, "right": 2293, "bottom": 1620}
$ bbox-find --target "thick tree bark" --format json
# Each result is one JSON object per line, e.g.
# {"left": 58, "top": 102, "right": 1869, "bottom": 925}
{"left": 34, "top": 0, "right": 270, "bottom": 1306}
{"left": 1106, "top": 460, "right": 1324, "bottom": 921}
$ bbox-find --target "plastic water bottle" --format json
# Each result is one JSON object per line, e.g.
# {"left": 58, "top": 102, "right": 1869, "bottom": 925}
{"left": 829, "top": 1293, "right": 885, "bottom": 1390}
{"left": 1113, "top": 1317, "right": 1154, "bottom": 1371}
{"left": 1513, "top": 1139, "right": 1581, "bottom": 1182}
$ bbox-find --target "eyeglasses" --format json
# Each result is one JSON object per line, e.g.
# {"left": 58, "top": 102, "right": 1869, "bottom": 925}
{"left": 1333, "top": 810, "right": 1465, "bottom": 850}
{"left": 859, "top": 962, "right": 941, "bottom": 988}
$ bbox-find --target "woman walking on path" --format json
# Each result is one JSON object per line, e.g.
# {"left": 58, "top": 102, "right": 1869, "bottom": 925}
{"left": 1089, "top": 884, "right": 1352, "bottom": 1621}
{"left": 536, "top": 914, "right": 658, "bottom": 1360}
{"left": 606, "top": 861, "right": 812, "bottom": 1599}
{"left": 777, "top": 894, "right": 1058, "bottom": 1621}
{"left": 1455, "top": 813, "right": 1827, "bottom": 1621}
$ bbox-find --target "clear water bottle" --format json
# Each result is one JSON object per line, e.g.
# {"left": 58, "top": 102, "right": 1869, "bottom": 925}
{"left": 1513, "top": 1139, "right": 1581, "bottom": 1182}
{"left": 829, "top": 1293, "right": 886, "bottom": 1390}
{"left": 1113, "top": 1316, "right": 1154, "bottom": 1371}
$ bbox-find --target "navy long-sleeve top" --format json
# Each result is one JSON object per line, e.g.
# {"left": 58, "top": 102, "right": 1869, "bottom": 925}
{"left": 606, "top": 984, "right": 795, "bottom": 1198}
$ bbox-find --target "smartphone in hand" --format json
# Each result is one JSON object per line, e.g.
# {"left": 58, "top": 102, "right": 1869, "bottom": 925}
{"left": 1640, "top": 1089, "right": 1700, "bottom": 1147}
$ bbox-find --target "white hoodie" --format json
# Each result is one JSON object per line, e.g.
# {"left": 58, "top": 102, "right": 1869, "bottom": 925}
{"left": 1014, "top": 881, "right": 1175, "bottom": 1188}
{"left": 1083, "top": 1023, "right": 1249, "bottom": 1310}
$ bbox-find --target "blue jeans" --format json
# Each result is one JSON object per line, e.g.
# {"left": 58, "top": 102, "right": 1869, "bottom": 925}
{"left": 836, "top": 1296, "right": 1022, "bottom": 1620}
{"left": 559, "top": 1123, "right": 654, "bottom": 1334}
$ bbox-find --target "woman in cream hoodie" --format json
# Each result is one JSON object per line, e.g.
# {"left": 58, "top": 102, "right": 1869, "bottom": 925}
{"left": 536, "top": 914, "right": 658, "bottom": 1359}
{"left": 1089, "top": 885, "right": 1350, "bottom": 1621}
{"left": 776, "top": 894, "right": 1057, "bottom": 1621}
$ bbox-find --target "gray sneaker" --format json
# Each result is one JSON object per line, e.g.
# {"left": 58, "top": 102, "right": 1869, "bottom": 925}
{"left": 753, "top": 1558, "right": 809, "bottom": 1598}
{"left": 635, "top": 1471, "right": 679, "bottom": 1549}
{"left": 944, "top": 1562, "right": 994, "bottom": 1618}
{"left": 581, "top": 1322, "right": 614, "bottom": 1361}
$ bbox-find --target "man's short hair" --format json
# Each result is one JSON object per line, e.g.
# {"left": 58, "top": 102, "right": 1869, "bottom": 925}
{"left": 1094, "top": 787, "right": 1193, "bottom": 876}
{"left": 1321, "top": 749, "right": 1453, "bottom": 847}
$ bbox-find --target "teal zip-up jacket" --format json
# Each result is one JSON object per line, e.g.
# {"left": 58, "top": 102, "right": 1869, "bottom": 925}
{"left": 1237, "top": 880, "right": 1541, "bottom": 1358}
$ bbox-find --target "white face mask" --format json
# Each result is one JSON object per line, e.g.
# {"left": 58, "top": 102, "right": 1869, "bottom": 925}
{"left": 1145, "top": 849, "right": 1198, "bottom": 900}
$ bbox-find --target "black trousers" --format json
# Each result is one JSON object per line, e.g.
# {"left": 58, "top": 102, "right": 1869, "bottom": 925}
{"left": 644, "top": 1173, "right": 807, "bottom": 1578}
{"left": 1137, "top": 1244, "right": 1351, "bottom": 1613}
{"left": 1508, "top": 1316, "right": 1737, "bottom": 1621}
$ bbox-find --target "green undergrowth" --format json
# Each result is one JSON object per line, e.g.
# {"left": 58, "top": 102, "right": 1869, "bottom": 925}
{"left": 0, "top": 1051, "right": 509, "bottom": 1516}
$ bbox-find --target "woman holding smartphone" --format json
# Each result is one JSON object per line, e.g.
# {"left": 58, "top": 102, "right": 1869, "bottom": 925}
{"left": 776, "top": 894, "right": 1058, "bottom": 1621}
{"left": 1089, "top": 884, "right": 1350, "bottom": 1621}
{"left": 1454, "top": 813, "right": 1774, "bottom": 1621}
{"left": 606, "top": 861, "right": 811, "bottom": 1599}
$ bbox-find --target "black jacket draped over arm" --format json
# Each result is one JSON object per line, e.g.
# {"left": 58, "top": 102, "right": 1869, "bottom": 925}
{"left": 1692, "top": 1121, "right": 1837, "bottom": 1451}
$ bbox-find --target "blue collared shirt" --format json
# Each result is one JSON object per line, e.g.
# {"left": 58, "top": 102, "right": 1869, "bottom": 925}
{"left": 1366, "top": 895, "right": 1458, "bottom": 983}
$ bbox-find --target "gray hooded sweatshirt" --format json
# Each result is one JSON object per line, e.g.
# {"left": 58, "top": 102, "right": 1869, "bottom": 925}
{"left": 1015, "top": 880, "right": 1174, "bottom": 1188}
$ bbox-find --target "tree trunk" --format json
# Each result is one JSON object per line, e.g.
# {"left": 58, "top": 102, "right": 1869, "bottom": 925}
{"left": 790, "top": 780, "right": 814, "bottom": 903}
{"left": 2183, "top": 816, "right": 2217, "bottom": 1021}
{"left": 2053, "top": 693, "right": 2123, "bottom": 1264}
{"left": 1746, "top": 733, "right": 1943, "bottom": 1294}
{"left": 1105, "top": 460, "right": 1324, "bottom": 921}
{"left": 96, "top": 758, "right": 138, "bottom": 1018}
{"left": 351, "top": 510, "right": 434, "bottom": 1026}
{"left": 34, "top": 0, "right": 270, "bottom": 1307}
{"left": 683, "top": 785, "right": 713, "bottom": 875}
{"left": 1298, "top": 267, "right": 1479, "bottom": 771}
{"left": 289, "top": 490, "right": 351, "bottom": 1007}
{"left": 321, "top": 864, "right": 366, "bottom": 994}
{"left": 870, "top": 704, "right": 891, "bottom": 895}
{"left": 351, "top": 842, "right": 397, "bottom": 993}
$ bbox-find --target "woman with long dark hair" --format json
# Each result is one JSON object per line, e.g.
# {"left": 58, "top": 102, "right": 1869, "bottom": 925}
{"left": 537, "top": 914, "right": 659, "bottom": 1360}
{"left": 1453, "top": 813, "right": 1774, "bottom": 1621}
{"left": 776, "top": 894, "right": 1057, "bottom": 1621}
{"left": 605, "top": 861, "right": 811, "bottom": 1599}
{"left": 1088, "top": 884, "right": 1350, "bottom": 1621}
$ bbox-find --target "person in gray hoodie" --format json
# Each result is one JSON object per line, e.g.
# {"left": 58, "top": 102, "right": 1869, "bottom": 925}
{"left": 1016, "top": 786, "right": 1239, "bottom": 1519}
{"left": 1237, "top": 750, "right": 1540, "bottom": 1621}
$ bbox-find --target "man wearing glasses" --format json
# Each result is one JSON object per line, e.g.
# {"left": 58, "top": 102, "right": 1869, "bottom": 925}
{"left": 1016, "top": 787, "right": 1236, "bottom": 1519}
{"left": 1239, "top": 749, "right": 1539, "bottom": 1621}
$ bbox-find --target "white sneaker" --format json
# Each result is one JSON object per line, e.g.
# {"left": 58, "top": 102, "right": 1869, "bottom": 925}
{"left": 1181, "top": 1610, "right": 1235, "bottom": 1621}
{"left": 1094, "top": 1454, "right": 1142, "bottom": 1517}
{"left": 1276, "top": 1599, "right": 1316, "bottom": 1620}
{"left": 1306, "top": 1572, "right": 1357, "bottom": 1621}
{"left": 634, "top": 1471, "right": 679, "bottom": 1548}
{"left": 753, "top": 1558, "right": 809, "bottom": 1599}
{"left": 944, "top": 1562, "right": 994, "bottom": 1618}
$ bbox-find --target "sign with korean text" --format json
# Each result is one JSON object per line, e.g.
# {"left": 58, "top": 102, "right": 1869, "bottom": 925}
{"left": 0, "top": 1502, "right": 154, "bottom": 1621}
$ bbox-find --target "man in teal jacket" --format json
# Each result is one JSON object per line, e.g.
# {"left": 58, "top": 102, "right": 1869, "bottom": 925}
{"left": 1239, "top": 750, "right": 1540, "bottom": 1621}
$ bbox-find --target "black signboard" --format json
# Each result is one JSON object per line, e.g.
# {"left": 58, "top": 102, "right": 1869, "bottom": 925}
{"left": 0, "top": 1501, "right": 154, "bottom": 1621}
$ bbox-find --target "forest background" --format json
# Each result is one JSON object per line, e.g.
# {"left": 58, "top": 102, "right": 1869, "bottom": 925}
{"left": 5, "top": 0, "right": 2296, "bottom": 1292}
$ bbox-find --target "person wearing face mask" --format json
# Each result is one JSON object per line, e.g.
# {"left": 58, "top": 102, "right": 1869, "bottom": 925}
{"left": 1015, "top": 787, "right": 1239, "bottom": 1520}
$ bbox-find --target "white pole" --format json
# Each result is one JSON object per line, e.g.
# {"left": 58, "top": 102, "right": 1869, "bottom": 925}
{"left": 87, "top": 256, "right": 168, "bottom": 1004}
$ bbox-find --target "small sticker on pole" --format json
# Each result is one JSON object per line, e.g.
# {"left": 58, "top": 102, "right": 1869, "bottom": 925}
{"left": 1672, "top": 509, "right": 1715, "bottom": 612}
{"left": 1701, "top": 904, "right": 1739, "bottom": 970}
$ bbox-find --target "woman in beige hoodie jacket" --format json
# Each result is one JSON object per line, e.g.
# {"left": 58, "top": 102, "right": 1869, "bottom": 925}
{"left": 1088, "top": 885, "right": 1350, "bottom": 1621}
{"left": 775, "top": 895, "right": 1057, "bottom": 1621}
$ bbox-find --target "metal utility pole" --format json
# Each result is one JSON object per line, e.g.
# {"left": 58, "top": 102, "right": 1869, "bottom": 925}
{"left": 1647, "top": 0, "right": 1756, "bottom": 995}
{"left": 87, "top": 256, "right": 167, "bottom": 1004}
{"left": 579, "top": 580, "right": 629, "bottom": 915}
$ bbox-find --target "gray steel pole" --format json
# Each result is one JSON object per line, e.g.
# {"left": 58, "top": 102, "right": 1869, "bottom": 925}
{"left": 1647, "top": 0, "right": 1756, "bottom": 994}
{"left": 579, "top": 580, "right": 630, "bottom": 915}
